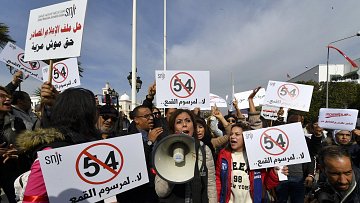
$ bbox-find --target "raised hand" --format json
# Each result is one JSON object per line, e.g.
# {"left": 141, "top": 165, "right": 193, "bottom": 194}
{"left": 148, "top": 127, "right": 163, "bottom": 142}
{"left": 248, "top": 86, "right": 261, "bottom": 100}
{"left": 41, "top": 81, "right": 59, "bottom": 106}
{"left": 148, "top": 82, "right": 156, "bottom": 97}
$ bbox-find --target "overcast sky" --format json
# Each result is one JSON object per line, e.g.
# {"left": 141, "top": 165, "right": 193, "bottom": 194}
{"left": 1, "top": 0, "right": 360, "bottom": 103}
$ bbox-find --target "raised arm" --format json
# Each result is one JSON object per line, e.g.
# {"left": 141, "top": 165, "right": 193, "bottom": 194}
{"left": 5, "top": 70, "right": 23, "bottom": 94}
{"left": 232, "top": 98, "right": 245, "bottom": 121}
{"left": 212, "top": 106, "right": 232, "bottom": 135}
{"left": 142, "top": 82, "right": 156, "bottom": 109}
{"left": 248, "top": 86, "right": 261, "bottom": 113}
{"left": 247, "top": 86, "right": 263, "bottom": 130}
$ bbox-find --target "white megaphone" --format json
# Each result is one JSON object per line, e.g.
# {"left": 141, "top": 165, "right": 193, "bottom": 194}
{"left": 152, "top": 133, "right": 203, "bottom": 184}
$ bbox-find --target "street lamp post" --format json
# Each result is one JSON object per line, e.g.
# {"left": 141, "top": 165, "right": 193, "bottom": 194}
{"left": 127, "top": 72, "right": 143, "bottom": 93}
{"left": 326, "top": 31, "right": 360, "bottom": 108}
{"left": 131, "top": 0, "right": 137, "bottom": 110}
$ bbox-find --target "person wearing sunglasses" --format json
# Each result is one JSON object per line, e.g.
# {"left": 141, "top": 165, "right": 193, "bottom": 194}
{"left": 97, "top": 105, "right": 119, "bottom": 139}
{"left": 152, "top": 107, "right": 162, "bottom": 119}
{"left": 225, "top": 115, "right": 237, "bottom": 124}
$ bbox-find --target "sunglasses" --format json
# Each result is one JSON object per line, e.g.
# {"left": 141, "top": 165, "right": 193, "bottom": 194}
{"left": 227, "top": 118, "right": 236, "bottom": 123}
{"left": 153, "top": 112, "right": 161, "bottom": 116}
{"left": 136, "top": 114, "right": 154, "bottom": 120}
{"left": 101, "top": 115, "right": 118, "bottom": 122}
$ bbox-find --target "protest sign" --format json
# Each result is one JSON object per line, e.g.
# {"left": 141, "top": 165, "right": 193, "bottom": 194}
{"left": 263, "top": 81, "right": 313, "bottom": 112}
{"left": 0, "top": 42, "right": 46, "bottom": 81}
{"left": 38, "top": 133, "right": 148, "bottom": 203}
{"left": 24, "top": 0, "right": 87, "bottom": 61}
{"left": 318, "top": 108, "right": 359, "bottom": 131}
{"left": 156, "top": 70, "right": 210, "bottom": 108}
{"left": 42, "top": 58, "right": 80, "bottom": 92}
{"left": 261, "top": 106, "right": 288, "bottom": 121}
{"left": 210, "top": 93, "right": 227, "bottom": 107}
{"left": 243, "top": 122, "right": 311, "bottom": 170}
{"left": 233, "top": 88, "right": 266, "bottom": 109}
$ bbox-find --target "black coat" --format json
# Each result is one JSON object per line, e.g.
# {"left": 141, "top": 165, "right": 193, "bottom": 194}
{"left": 312, "top": 166, "right": 360, "bottom": 203}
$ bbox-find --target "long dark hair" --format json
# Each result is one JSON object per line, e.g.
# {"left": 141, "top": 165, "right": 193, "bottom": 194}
{"left": 169, "top": 109, "right": 208, "bottom": 202}
{"left": 49, "top": 88, "right": 98, "bottom": 143}
{"left": 195, "top": 116, "right": 215, "bottom": 158}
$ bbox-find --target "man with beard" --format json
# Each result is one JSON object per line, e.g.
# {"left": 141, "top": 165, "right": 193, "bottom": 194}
{"left": 97, "top": 105, "right": 119, "bottom": 139}
{"left": 308, "top": 145, "right": 360, "bottom": 203}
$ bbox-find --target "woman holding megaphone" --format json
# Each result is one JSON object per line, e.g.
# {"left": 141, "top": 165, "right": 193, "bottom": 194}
{"left": 154, "top": 109, "right": 217, "bottom": 203}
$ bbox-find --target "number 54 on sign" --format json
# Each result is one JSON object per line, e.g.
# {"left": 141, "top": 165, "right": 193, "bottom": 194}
{"left": 155, "top": 70, "right": 210, "bottom": 109}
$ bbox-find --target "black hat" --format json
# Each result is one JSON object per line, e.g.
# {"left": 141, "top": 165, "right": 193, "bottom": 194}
{"left": 99, "top": 105, "right": 119, "bottom": 117}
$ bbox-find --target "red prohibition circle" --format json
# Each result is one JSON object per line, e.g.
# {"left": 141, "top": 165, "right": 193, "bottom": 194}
{"left": 17, "top": 53, "right": 40, "bottom": 70}
{"left": 277, "top": 84, "right": 299, "bottom": 100}
{"left": 75, "top": 142, "right": 124, "bottom": 185}
{"left": 259, "top": 128, "right": 289, "bottom": 156}
{"left": 52, "top": 63, "right": 68, "bottom": 83}
{"left": 170, "top": 72, "right": 196, "bottom": 98}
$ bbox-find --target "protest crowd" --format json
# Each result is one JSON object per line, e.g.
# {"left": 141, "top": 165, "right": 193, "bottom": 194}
{"left": 1, "top": 1, "right": 360, "bottom": 202}
{"left": 0, "top": 70, "right": 360, "bottom": 203}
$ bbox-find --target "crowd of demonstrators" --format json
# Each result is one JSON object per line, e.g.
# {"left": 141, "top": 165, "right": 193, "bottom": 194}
{"left": 2, "top": 69, "right": 360, "bottom": 203}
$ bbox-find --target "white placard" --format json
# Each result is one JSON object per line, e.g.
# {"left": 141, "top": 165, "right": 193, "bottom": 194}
{"left": 243, "top": 122, "right": 311, "bottom": 170}
{"left": 0, "top": 42, "right": 46, "bottom": 81}
{"left": 24, "top": 0, "right": 87, "bottom": 61}
{"left": 318, "top": 108, "right": 358, "bottom": 131}
{"left": 262, "top": 81, "right": 313, "bottom": 112}
{"left": 277, "top": 165, "right": 288, "bottom": 181}
{"left": 38, "top": 133, "right": 148, "bottom": 203}
{"left": 42, "top": 58, "right": 80, "bottom": 92}
{"left": 261, "top": 106, "right": 288, "bottom": 121}
{"left": 155, "top": 70, "right": 210, "bottom": 108}
{"left": 233, "top": 88, "right": 266, "bottom": 109}
{"left": 210, "top": 93, "right": 227, "bottom": 108}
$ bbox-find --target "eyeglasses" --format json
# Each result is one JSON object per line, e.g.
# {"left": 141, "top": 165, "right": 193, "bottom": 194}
{"left": 153, "top": 112, "right": 161, "bottom": 117}
{"left": 227, "top": 119, "right": 236, "bottom": 123}
{"left": 136, "top": 114, "right": 154, "bottom": 120}
{"left": 101, "top": 115, "right": 118, "bottom": 122}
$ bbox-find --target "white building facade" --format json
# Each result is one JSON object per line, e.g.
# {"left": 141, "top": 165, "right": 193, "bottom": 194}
{"left": 289, "top": 58, "right": 360, "bottom": 83}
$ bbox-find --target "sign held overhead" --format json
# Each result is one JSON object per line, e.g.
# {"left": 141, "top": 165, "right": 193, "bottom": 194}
{"left": 24, "top": 0, "right": 88, "bottom": 61}
{"left": 156, "top": 70, "right": 210, "bottom": 109}
{"left": 263, "top": 81, "right": 313, "bottom": 112}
